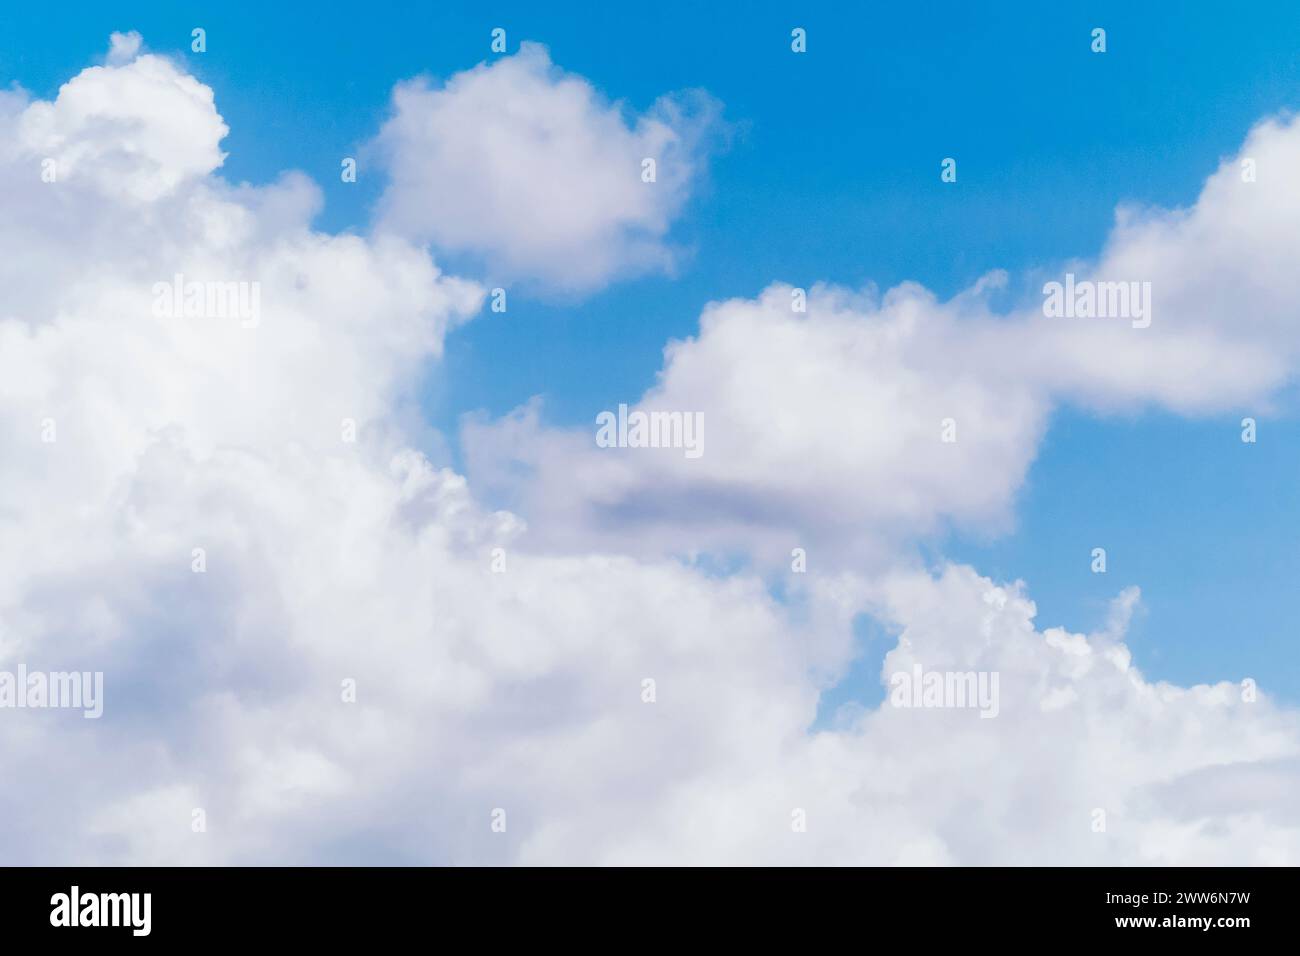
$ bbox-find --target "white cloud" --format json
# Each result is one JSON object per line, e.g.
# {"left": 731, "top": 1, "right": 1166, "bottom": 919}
{"left": 466, "top": 113, "right": 1300, "bottom": 563}
{"left": 1023, "top": 114, "right": 1300, "bottom": 413}
{"left": 464, "top": 280, "right": 1052, "bottom": 564}
{"left": 371, "top": 42, "right": 722, "bottom": 292}
{"left": 106, "top": 32, "right": 143, "bottom": 66}
{"left": 16, "top": 45, "right": 226, "bottom": 202}
{"left": 0, "top": 39, "right": 1296, "bottom": 866}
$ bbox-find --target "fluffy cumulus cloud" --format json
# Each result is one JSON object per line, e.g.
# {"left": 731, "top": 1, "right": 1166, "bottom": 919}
{"left": 16, "top": 40, "right": 226, "bottom": 203}
{"left": 1, "top": 38, "right": 1298, "bottom": 865}
{"left": 467, "top": 114, "right": 1300, "bottom": 563}
{"left": 464, "top": 280, "right": 1053, "bottom": 564}
{"left": 371, "top": 42, "right": 722, "bottom": 292}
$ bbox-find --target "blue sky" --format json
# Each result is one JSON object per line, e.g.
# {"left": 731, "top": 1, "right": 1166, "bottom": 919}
{"left": 4, "top": 0, "right": 1297, "bottom": 702}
